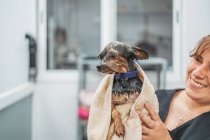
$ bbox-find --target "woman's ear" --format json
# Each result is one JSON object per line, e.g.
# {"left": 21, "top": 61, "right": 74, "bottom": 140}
{"left": 133, "top": 47, "right": 149, "bottom": 60}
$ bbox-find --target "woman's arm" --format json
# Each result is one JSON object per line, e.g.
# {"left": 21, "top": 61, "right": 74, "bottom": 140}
{"left": 137, "top": 103, "right": 172, "bottom": 140}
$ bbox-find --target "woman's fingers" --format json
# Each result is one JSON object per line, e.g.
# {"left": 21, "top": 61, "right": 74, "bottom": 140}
{"left": 137, "top": 103, "right": 161, "bottom": 129}
{"left": 142, "top": 125, "right": 150, "bottom": 135}
{"left": 138, "top": 111, "right": 155, "bottom": 128}
{"left": 142, "top": 135, "right": 148, "bottom": 140}
{"left": 138, "top": 103, "right": 172, "bottom": 140}
{"left": 144, "top": 103, "right": 160, "bottom": 121}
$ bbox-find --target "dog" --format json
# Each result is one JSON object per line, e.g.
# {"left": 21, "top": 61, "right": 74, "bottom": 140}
{"left": 96, "top": 41, "right": 149, "bottom": 138}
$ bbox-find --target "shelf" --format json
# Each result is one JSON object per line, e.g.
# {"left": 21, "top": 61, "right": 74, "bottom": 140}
{"left": 77, "top": 56, "right": 167, "bottom": 90}
{"left": 117, "top": 11, "right": 172, "bottom": 16}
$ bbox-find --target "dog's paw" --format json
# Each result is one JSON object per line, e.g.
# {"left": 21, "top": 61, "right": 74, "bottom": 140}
{"left": 114, "top": 122, "right": 125, "bottom": 137}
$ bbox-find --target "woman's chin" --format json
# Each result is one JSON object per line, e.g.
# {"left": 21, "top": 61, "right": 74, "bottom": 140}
{"left": 185, "top": 84, "right": 209, "bottom": 103}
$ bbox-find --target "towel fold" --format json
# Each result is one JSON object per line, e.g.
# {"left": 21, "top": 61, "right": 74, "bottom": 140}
{"left": 87, "top": 64, "right": 159, "bottom": 140}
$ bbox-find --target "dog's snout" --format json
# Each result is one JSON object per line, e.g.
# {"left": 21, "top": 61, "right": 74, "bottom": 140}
{"left": 96, "top": 65, "right": 102, "bottom": 71}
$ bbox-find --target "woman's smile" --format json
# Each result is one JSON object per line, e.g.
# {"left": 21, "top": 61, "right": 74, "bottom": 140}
{"left": 190, "top": 77, "right": 207, "bottom": 89}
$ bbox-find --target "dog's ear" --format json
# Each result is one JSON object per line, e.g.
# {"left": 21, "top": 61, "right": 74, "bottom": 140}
{"left": 132, "top": 47, "right": 149, "bottom": 60}
{"left": 98, "top": 50, "right": 106, "bottom": 60}
{"left": 98, "top": 46, "right": 109, "bottom": 60}
{"left": 98, "top": 41, "right": 115, "bottom": 60}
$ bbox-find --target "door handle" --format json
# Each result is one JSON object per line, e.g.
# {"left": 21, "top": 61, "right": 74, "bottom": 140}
{"left": 25, "top": 33, "right": 37, "bottom": 82}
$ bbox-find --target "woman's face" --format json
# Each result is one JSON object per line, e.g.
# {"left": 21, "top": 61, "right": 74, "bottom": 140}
{"left": 185, "top": 47, "right": 210, "bottom": 104}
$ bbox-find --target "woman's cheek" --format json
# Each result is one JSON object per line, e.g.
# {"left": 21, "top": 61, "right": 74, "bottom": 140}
{"left": 185, "top": 62, "right": 195, "bottom": 80}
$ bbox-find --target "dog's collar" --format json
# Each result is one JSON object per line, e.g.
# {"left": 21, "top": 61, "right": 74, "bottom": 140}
{"left": 114, "top": 70, "right": 138, "bottom": 79}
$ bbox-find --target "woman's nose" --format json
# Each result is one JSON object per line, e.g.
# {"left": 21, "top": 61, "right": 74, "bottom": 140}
{"left": 193, "top": 64, "right": 208, "bottom": 79}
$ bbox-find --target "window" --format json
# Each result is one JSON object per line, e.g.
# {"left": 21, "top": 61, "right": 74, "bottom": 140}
{"left": 117, "top": 0, "right": 173, "bottom": 68}
{"left": 47, "top": 0, "right": 100, "bottom": 69}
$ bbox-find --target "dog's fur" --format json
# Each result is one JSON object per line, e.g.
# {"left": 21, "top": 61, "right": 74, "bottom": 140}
{"left": 96, "top": 41, "right": 149, "bottom": 138}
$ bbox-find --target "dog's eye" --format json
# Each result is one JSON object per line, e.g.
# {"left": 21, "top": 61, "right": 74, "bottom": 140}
{"left": 109, "top": 54, "right": 116, "bottom": 59}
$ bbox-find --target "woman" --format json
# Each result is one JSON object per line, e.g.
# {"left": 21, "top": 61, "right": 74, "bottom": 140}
{"left": 138, "top": 35, "right": 210, "bottom": 140}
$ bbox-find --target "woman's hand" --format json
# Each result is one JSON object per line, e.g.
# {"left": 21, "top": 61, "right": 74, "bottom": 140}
{"left": 137, "top": 103, "right": 172, "bottom": 140}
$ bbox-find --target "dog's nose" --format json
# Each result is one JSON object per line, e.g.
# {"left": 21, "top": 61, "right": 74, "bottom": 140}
{"left": 96, "top": 65, "right": 102, "bottom": 71}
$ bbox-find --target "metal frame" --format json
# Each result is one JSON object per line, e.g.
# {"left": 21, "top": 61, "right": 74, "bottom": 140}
{"left": 78, "top": 57, "right": 168, "bottom": 92}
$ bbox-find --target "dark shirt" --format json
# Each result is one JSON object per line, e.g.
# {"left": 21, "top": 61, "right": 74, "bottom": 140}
{"left": 156, "top": 89, "right": 210, "bottom": 140}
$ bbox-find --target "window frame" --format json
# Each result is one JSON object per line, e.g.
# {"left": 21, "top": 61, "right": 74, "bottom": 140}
{"left": 38, "top": 0, "right": 184, "bottom": 87}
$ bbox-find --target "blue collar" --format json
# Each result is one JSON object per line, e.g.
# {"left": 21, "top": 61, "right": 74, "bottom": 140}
{"left": 114, "top": 70, "right": 138, "bottom": 79}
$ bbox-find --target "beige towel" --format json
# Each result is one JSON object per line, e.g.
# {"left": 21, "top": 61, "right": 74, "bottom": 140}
{"left": 87, "top": 64, "right": 159, "bottom": 140}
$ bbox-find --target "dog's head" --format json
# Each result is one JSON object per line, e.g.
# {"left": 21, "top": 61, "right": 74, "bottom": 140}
{"left": 96, "top": 41, "right": 149, "bottom": 74}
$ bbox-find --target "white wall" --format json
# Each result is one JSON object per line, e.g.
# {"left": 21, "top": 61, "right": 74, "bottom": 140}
{"left": 0, "top": 0, "right": 36, "bottom": 139}
{"left": 0, "top": 0, "right": 36, "bottom": 93}
{"left": 34, "top": 74, "right": 78, "bottom": 140}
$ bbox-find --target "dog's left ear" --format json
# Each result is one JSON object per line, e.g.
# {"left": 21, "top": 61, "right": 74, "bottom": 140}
{"left": 132, "top": 47, "right": 149, "bottom": 60}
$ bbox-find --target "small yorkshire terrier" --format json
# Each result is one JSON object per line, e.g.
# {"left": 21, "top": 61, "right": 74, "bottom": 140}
{"left": 96, "top": 41, "right": 149, "bottom": 137}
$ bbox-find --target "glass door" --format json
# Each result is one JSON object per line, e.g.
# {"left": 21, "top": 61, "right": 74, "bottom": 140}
{"left": 47, "top": 0, "right": 101, "bottom": 69}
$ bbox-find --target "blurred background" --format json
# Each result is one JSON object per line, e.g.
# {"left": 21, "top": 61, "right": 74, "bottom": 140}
{"left": 0, "top": 0, "right": 210, "bottom": 140}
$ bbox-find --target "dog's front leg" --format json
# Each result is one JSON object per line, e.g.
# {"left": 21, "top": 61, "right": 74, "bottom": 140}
{"left": 111, "top": 103, "right": 125, "bottom": 137}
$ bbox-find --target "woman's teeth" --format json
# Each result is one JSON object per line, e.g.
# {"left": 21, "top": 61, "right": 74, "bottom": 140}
{"left": 191, "top": 78, "right": 207, "bottom": 88}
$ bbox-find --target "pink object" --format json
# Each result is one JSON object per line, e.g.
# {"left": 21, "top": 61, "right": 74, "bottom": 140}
{"left": 78, "top": 107, "right": 89, "bottom": 120}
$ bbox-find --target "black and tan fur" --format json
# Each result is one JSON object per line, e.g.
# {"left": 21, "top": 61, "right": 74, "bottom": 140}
{"left": 96, "top": 41, "right": 149, "bottom": 138}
